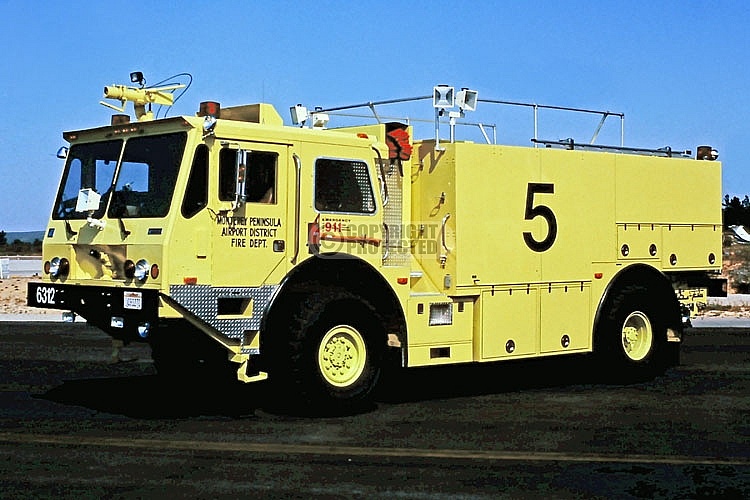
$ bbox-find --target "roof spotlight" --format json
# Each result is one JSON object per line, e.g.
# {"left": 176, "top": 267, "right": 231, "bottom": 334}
{"left": 696, "top": 146, "right": 719, "bottom": 161}
{"left": 290, "top": 104, "right": 308, "bottom": 125}
{"left": 457, "top": 88, "right": 478, "bottom": 112}
{"left": 433, "top": 85, "right": 455, "bottom": 108}
{"left": 129, "top": 71, "right": 145, "bottom": 87}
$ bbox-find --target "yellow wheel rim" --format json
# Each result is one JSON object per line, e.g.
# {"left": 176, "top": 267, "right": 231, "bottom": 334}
{"left": 318, "top": 325, "right": 367, "bottom": 387}
{"left": 621, "top": 311, "right": 653, "bottom": 361}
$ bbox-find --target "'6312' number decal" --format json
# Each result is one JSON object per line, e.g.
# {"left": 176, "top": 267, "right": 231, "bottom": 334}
{"left": 35, "top": 286, "right": 56, "bottom": 305}
{"left": 523, "top": 183, "right": 557, "bottom": 252}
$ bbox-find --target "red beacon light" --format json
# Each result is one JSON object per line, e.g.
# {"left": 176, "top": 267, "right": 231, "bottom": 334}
{"left": 198, "top": 101, "right": 221, "bottom": 118}
{"left": 111, "top": 114, "right": 130, "bottom": 126}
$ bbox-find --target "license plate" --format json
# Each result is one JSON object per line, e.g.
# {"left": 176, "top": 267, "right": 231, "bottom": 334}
{"left": 123, "top": 291, "right": 142, "bottom": 310}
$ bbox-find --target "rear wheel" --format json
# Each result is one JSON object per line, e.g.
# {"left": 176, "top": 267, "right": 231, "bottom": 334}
{"left": 595, "top": 284, "right": 669, "bottom": 381}
{"left": 620, "top": 311, "right": 653, "bottom": 362}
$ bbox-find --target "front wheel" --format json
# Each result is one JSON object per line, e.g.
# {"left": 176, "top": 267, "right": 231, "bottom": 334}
{"left": 317, "top": 324, "right": 370, "bottom": 389}
{"left": 274, "top": 292, "right": 384, "bottom": 412}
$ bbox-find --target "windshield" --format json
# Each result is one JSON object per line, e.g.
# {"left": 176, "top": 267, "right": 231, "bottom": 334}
{"left": 108, "top": 133, "right": 186, "bottom": 218}
{"left": 53, "top": 140, "right": 121, "bottom": 220}
{"left": 52, "top": 132, "right": 187, "bottom": 221}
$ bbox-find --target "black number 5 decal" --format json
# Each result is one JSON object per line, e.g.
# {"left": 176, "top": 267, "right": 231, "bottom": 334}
{"left": 523, "top": 183, "right": 557, "bottom": 252}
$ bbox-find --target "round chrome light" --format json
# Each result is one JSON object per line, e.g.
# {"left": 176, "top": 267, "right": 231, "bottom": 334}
{"left": 48, "top": 257, "right": 60, "bottom": 276}
{"left": 49, "top": 257, "right": 70, "bottom": 278}
{"left": 202, "top": 115, "right": 217, "bottom": 133}
{"left": 134, "top": 259, "right": 149, "bottom": 281}
{"left": 137, "top": 322, "right": 151, "bottom": 338}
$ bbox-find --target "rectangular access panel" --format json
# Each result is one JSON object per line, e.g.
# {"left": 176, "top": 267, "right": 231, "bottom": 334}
{"left": 480, "top": 288, "right": 538, "bottom": 360}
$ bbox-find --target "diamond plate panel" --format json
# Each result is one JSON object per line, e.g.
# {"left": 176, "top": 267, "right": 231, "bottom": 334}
{"left": 383, "top": 161, "right": 409, "bottom": 267}
{"left": 169, "top": 284, "right": 278, "bottom": 341}
{"left": 353, "top": 160, "right": 375, "bottom": 212}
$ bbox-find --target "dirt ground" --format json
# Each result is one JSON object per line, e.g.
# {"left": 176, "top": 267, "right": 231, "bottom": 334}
{"left": 723, "top": 233, "right": 750, "bottom": 294}
{"left": 0, "top": 239, "right": 744, "bottom": 317}
{"left": 0, "top": 277, "right": 57, "bottom": 316}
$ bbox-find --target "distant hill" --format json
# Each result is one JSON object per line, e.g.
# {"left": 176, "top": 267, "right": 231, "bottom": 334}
{"left": 4, "top": 231, "right": 45, "bottom": 243}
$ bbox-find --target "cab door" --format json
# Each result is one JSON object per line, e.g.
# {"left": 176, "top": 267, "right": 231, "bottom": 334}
{"left": 211, "top": 142, "right": 289, "bottom": 287}
{"left": 310, "top": 156, "right": 383, "bottom": 267}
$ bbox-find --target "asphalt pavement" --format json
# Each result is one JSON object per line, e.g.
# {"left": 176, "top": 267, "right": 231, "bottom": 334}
{"left": 0, "top": 321, "right": 747, "bottom": 498}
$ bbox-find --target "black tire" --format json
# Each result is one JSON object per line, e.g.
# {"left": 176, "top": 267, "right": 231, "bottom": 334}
{"left": 272, "top": 291, "right": 384, "bottom": 412}
{"left": 594, "top": 284, "right": 670, "bottom": 382}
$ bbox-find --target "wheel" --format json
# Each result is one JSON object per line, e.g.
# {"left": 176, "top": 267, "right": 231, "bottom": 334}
{"left": 274, "top": 291, "right": 383, "bottom": 412}
{"left": 317, "top": 324, "right": 369, "bottom": 388}
{"left": 620, "top": 311, "right": 653, "bottom": 362}
{"left": 595, "top": 284, "right": 669, "bottom": 381}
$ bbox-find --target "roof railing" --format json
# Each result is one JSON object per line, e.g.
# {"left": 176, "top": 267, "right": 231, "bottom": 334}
{"left": 532, "top": 138, "right": 691, "bottom": 157}
{"left": 308, "top": 91, "right": 624, "bottom": 149}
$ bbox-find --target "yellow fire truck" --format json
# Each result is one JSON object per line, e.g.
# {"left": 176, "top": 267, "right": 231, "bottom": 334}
{"left": 28, "top": 73, "right": 724, "bottom": 409}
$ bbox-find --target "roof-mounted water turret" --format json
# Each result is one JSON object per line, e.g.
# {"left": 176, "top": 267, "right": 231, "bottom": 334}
{"left": 100, "top": 71, "right": 186, "bottom": 122}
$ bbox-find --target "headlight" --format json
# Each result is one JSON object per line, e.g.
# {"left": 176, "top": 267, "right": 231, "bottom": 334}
{"left": 124, "top": 258, "right": 154, "bottom": 281}
{"left": 134, "top": 259, "right": 149, "bottom": 281}
{"left": 124, "top": 260, "right": 135, "bottom": 279}
{"left": 48, "top": 257, "right": 70, "bottom": 278}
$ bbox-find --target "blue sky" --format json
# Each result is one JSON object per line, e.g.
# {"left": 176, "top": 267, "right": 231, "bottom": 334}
{"left": 0, "top": 0, "right": 747, "bottom": 231}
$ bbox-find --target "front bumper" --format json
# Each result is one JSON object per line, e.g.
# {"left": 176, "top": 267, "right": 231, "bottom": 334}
{"left": 27, "top": 281, "right": 159, "bottom": 341}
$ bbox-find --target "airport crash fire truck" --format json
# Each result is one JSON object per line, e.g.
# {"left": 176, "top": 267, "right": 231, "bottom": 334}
{"left": 29, "top": 73, "right": 724, "bottom": 409}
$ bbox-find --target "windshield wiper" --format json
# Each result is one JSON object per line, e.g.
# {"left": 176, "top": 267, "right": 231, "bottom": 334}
{"left": 64, "top": 219, "right": 78, "bottom": 237}
{"left": 118, "top": 218, "right": 131, "bottom": 238}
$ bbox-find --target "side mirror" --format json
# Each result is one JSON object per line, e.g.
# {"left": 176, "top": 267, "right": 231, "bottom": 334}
{"left": 56, "top": 147, "right": 69, "bottom": 159}
{"left": 234, "top": 149, "right": 247, "bottom": 209}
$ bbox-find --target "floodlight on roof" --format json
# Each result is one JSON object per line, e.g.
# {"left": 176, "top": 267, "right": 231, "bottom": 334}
{"left": 290, "top": 104, "right": 308, "bottom": 125}
{"left": 433, "top": 85, "right": 455, "bottom": 108}
{"left": 457, "top": 88, "right": 478, "bottom": 112}
{"left": 312, "top": 111, "right": 329, "bottom": 128}
{"left": 130, "top": 71, "right": 145, "bottom": 87}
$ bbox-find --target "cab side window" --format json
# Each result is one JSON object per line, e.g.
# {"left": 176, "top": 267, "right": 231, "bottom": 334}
{"left": 219, "top": 149, "right": 277, "bottom": 204}
{"left": 182, "top": 144, "right": 209, "bottom": 218}
{"left": 219, "top": 148, "right": 236, "bottom": 202}
{"left": 314, "top": 158, "right": 375, "bottom": 213}
{"left": 246, "top": 152, "right": 277, "bottom": 203}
